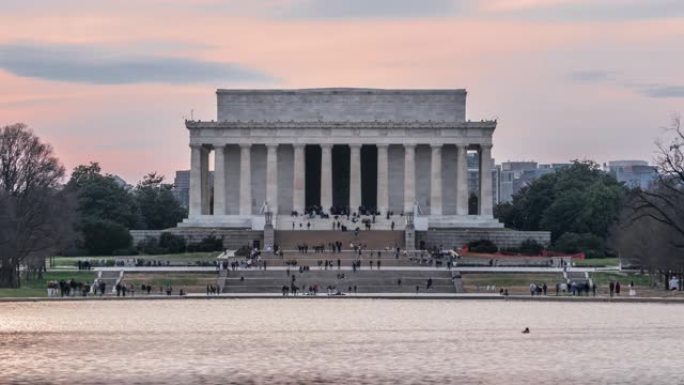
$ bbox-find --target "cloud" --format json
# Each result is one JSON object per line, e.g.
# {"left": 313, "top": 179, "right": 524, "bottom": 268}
{"left": 0, "top": 43, "right": 275, "bottom": 85}
{"left": 638, "top": 85, "right": 684, "bottom": 99}
{"left": 277, "top": 0, "right": 462, "bottom": 19}
{"left": 568, "top": 70, "right": 613, "bottom": 83}
{"left": 488, "top": 0, "right": 684, "bottom": 22}
{"left": 568, "top": 69, "right": 684, "bottom": 99}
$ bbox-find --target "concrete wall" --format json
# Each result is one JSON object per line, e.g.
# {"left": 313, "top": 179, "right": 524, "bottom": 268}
{"left": 131, "top": 229, "right": 264, "bottom": 249}
{"left": 388, "top": 144, "right": 404, "bottom": 213}
{"left": 416, "top": 229, "right": 551, "bottom": 249}
{"left": 217, "top": 88, "right": 467, "bottom": 123}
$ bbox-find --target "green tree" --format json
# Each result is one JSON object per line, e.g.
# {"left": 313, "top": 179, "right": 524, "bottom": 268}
{"left": 66, "top": 162, "right": 143, "bottom": 230}
{"left": 495, "top": 161, "right": 626, "bottom": 257}
{"left": 66, "top": 162, "right": 142, "bottom": 255}
{"left": 81, "top": 218, "right": 133, "bottom": 255}
{"left": 134, "top": 172, "right": 186, "bottom": 230}
{"left": 553, "top": 232, "right": 605, "bottom": 259}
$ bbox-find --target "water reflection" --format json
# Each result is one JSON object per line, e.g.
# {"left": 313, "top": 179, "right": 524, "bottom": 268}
{"left": 1, "top": 300, "right": 683, "bottom": 384}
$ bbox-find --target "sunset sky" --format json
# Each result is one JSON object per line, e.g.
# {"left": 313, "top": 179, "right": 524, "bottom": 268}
{"left": 1, "top": 0, "right": 682, "bottom": 184}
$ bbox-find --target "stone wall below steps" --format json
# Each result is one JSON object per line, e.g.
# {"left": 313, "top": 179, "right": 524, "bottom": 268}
{"left": 130, "top": 229, "right": 263, "bottom": 249}
{"left": 416, "top": 229, "right": 551, "bottom": 249}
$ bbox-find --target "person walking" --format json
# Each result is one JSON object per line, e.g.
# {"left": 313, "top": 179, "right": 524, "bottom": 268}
{"left": 609, "top": 281, "right": 615, "bottom": 297}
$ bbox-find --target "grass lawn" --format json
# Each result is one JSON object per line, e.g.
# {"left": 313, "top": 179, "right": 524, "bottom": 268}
{"left": 461, "top": 273, "right": 564, "bottom": 294}
{"left": 591, "top": 272, "right": 652, "bottom": 287}
{"left": 573, "top": 258, "right": 619, "bottom": 267}
{"left": 122, "top": 272, "right": 217, "bottom": 293}
{"left": 0, "top": 271, "right": 97, "bottom": 298}
{"left": 50, "top": 252, "right": 221, "bottom": 268}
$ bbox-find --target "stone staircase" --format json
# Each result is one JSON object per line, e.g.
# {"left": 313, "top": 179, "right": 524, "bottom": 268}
{"left": 221, "top": 269, "right": 456, "bottom": 294}
{"left": 565, "top": 271, "right": 591, "bottom": 286}
{"left": 275, "top": 230, "right": 405, "bottom": 250}
{"left": 93, "top": 270, "right": 123, "bottom": 294}
{"left": 257, "top": 250, "right": 429, "bottom": 268}
{"left": 276, "top": 215, "right": 407, "bottom": 231}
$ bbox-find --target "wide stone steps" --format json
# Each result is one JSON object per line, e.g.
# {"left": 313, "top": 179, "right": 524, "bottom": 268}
{"left": 276, "top": 215, "right": 407, "bottom": 231}
{"left": 275, "top": 230, "right": 405, "bottom": 250}
{"left": 221, "top": 270, "right": 455, "bottom": 294}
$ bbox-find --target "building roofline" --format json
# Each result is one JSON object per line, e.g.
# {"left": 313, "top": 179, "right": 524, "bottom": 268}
{"left": 215, "top": 88, "right": 467, "bottom": 95}
{"left": 185, "top": 120, "right": 495, "bottom": 129}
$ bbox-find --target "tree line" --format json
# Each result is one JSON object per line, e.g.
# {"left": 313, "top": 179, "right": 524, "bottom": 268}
{"left": 495, "top": 117, "right": 684, "bottom": 276}
{"left": 0, "top": 123, "right": 186, "bottom": 288}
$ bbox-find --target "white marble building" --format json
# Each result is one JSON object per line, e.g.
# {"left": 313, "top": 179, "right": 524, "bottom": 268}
{"left": 179, "top": 88, "right": 502, "bottom": 230}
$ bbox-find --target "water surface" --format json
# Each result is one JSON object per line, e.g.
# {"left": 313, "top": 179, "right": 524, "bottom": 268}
{"left": 1, "top": 299, "right": 683, "bottom": 384}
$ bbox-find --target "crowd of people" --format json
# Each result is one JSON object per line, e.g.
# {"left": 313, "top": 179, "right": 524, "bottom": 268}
{"left": 47, "top": 279, "right": 92, "bottom": 297}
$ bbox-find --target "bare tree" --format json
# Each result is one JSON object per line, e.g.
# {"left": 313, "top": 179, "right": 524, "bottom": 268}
{"left": 0, "top": 123, "right": 74, "bottom": 288}
{"left": 613, "top": 116, "right": 684, "bottom": 287}
{"left": 638, "top": 116, "right": 684, "bottom": 240}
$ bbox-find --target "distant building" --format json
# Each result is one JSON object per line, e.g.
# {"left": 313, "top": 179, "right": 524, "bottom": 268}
{"left": 607, "top": 160, "right": 657, "bottom": 190}
{"left": 173, "top": 170, "right": 213, "bottom": 209}
{"left": 496, "top": 162, "right": 570, "bottom": 203}
{"left": 498, "top": 161, "right": 538, "bottom": 203}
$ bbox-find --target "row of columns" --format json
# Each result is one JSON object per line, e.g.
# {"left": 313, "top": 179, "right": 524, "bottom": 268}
{"left": 189, "top": 143, "right": 493, "bottom": 218}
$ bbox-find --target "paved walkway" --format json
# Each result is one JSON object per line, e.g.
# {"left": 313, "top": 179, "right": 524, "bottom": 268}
{"left": 3, "top": 293, "right": 683, "bottom": 303}
{"left": 92, "top": 266, "right": 609, "bottom": 273}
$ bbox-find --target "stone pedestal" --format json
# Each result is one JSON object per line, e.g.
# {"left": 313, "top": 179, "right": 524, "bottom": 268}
{"left": 263, "top": 211, "right": 275, "bottom": 250}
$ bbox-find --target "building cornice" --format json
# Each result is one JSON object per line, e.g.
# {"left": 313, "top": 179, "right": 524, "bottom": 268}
{"left": 185, "top": 120, "right": 496, "bottom": 130}
{"left": 216, "top": 88, "right": 467, "bottom": 95}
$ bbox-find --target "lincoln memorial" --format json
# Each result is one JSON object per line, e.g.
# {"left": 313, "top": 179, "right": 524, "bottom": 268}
{"left": 179, "top": 88, "right": 504, "bottom": 232}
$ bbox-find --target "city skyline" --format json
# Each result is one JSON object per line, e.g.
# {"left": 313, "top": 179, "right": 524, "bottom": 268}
{"left": 1, "top": 0, "right": 682, "bottom": 183}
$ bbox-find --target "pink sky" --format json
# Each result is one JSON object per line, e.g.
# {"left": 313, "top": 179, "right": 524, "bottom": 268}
{"left": 0, "top": 0, "right": 682, "bottom": 184}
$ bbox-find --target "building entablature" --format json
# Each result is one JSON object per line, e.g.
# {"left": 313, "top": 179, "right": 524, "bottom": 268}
{"left": 186, "top": 120, "right": 496, "bottom": 147}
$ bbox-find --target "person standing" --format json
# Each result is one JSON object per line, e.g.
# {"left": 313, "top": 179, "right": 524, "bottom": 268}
{"left": 615, "top": 281, "right": 621, "bottom": 296}
{"left": 609, "top": 281, "right": 615, "bottom": 297}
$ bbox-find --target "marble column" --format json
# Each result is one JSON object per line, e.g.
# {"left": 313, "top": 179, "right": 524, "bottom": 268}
{"left": 404, "top": 144, "right": 416, "bottom": 213}
{"left": 320, "top": 144, "right": 333, "bottom": 212}
{"left": 430, "top": 144, "right": 442, "bottom": 215}
{"left": 376, "top": 144, "right": 389, "bottom": 215}
{"left": 189, "top": 144, "right": 202, "bottom": 218}
{"left": 293, "top": 144, "right": 306, "bottom": 214}
{"left": 266, "top": 144, "right": 278, "bottom": 214}
{"left": 479, "top": 144, "right": 494, "bottom": 217}
{"left": 239, "top": 144, "right": 252, "bottom": 215}
{"left": 349, "top": 144, "right": 362, "bottom": 213}
{"left": 213, "top": 144, "right": 226, "bottom": 215}
{"left": 200, "top": 146, "right": 210, "bottom": 215}
{"left": 456, "top": 144, "right": 469, "bottom": 215}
